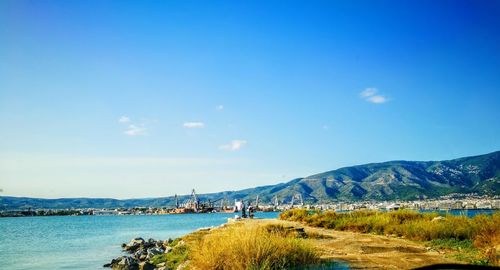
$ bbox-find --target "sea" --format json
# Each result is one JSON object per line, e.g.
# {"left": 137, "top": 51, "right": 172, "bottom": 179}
{"left": 0, "top": 209, "right": 495, "bottom": 270}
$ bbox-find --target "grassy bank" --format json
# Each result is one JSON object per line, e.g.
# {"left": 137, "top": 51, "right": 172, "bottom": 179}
{"left": 279, "top": 209, "right": 500, "bottom": 265}
{"left": 191, "top": 222, "right": 319, "bottom": 269}
{"left": 150, "top": 222, "right": 320, "bottom": 270}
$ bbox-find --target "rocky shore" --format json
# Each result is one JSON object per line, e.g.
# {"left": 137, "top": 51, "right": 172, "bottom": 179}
{"left": 104, "top": 236, "right": 191, "bottom": 270}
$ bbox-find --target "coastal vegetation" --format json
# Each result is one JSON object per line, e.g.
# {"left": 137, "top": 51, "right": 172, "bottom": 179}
{"left": 189, "top": 222, "right": 319, "bottom": 270}
{"left": 279, "top": 209, "right": 500, "bottom": 265}
{"left": 108, "top": 222, "right": 321, "bottom": 270}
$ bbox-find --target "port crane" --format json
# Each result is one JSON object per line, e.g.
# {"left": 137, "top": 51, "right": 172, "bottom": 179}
{"left": 290, "top": 193, "right": 304, "bottom": 207}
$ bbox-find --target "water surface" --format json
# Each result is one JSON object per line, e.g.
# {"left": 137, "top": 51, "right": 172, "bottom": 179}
{"left": 0, "top": 212, "right": 278, "bottom": 270}
{"left": 0, "top": 209, "right": 495, "bottom": 270}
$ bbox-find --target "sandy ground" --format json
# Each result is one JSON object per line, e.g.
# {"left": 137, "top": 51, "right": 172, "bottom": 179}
{"left": 244, "top": 219, "right": 460, "bottom": 269}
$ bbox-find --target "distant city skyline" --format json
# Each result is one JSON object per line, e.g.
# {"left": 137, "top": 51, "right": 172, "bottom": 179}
{"left": 1, "top": 0, "right": 499, "bottom": 198}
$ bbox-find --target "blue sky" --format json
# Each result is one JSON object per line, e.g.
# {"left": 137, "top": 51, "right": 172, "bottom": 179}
{"left": 1, "top": 0, "right": 499, "bottom": 198}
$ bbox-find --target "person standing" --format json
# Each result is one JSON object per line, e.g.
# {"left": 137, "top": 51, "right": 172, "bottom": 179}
{"left": 241, "top": 199, "right": 247, "bottom": 218}
{"left": 248, "top": 202, "right": 255, "bottom": 219}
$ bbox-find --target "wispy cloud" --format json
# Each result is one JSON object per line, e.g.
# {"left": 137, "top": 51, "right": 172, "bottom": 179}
{"left": 360, "top": 88, "right": 378, "bottom": 98}
{"left": 216, "top": 105, "right": 224, "bottom": 111}
{"left": 359, "top": 87, "right": 388, "bottom": 104}
{"left": 118, "top": 116, "right": 130, "bottom": 123}
{"left": 219, "top": 140, "right": 247, "bottom": 151}
{"left": 124, "top": 124, "right": 147, "bottom": 136}
{"left": 322, "top": 124, "right": 329, "bottom": 130}
{"left": 183, "top": 122, "right": 205, "bottom": 129}
{"left": 118, "top": 116, "right": 148, "bottom": 136}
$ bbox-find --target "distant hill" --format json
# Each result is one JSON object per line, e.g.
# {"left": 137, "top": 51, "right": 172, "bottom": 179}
{"left": 1, "top": 151, "right": 499, "bottom": 210}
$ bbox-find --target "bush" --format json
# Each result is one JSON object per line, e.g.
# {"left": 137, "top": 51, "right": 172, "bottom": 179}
{"left": 279, "top": 209, "right": 311, "bottom": 222}
{"left": 190, "top": 223, "right": 319, "bottom": 270}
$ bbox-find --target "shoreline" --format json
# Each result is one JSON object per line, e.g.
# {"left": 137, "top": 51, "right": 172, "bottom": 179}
{"left": 106, "top": 217, "right": 465, "bottom": 270}
{"left": 1, "top": 207, "right": 497, "bottom": 218}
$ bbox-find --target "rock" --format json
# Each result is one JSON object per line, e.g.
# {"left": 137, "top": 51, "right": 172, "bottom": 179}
{"left": 146, "top": 247, "right": 164, "bottom": 259}
{"left": 131, "top": 237, "right": 145, "bottom": 245}
{"left": 155, "top": 240, "right": 164, "bottom": 248}
{"left": 104, "top": 256, "right": 125, "bottom": 268}
{"left": 139, "top": 261, "right": 155, "bottom": 270}
{"left": 124, "top": 238, "right": 145, "bottom": 252}
{"left": 164, "top": 246, "right": 173, "bottom": 254}
{"left": 143, "top": 239, "right": 156, "bottom": 249}
{"left": 133, "top": 249, "right": 146, "bottom": 261}
{"left": 112, "top": 256, "right": 139, "bottom": 270}
{"left": 432, "top": 216, "right": 446, "bottom": 222}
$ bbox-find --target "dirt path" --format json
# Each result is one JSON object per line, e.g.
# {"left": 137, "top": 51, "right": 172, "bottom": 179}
{"left": 246, "top": 219, "right": 460, "bottom": 269}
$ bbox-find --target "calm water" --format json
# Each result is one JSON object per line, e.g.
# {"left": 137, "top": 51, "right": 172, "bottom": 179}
{"left": 418, "top": 209, "right": 496, "bottom": 217}
{"left": 0, "top": 212, "right": 278, "bottom": 270}
{"left": 0, "top": 209, "right": 495, "bottom": 270}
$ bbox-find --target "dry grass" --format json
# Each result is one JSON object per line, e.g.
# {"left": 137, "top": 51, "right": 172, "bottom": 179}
{"left": 190, "top": 222, "right": 320, "bottom": 270}
{"left": 280, "top": 209, "right": 500, "bottom": 265}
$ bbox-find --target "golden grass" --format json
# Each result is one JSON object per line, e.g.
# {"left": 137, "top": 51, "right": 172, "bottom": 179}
{"left": 190, "top": 222, "right": 320, "bottom": 270}
{"left": 280, "top": 209, "right": 500, "bottom": 265}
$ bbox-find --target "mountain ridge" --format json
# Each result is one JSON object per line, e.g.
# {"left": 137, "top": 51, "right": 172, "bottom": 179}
{"left": 1, "top": 151, "right": 499, "bottom": 210}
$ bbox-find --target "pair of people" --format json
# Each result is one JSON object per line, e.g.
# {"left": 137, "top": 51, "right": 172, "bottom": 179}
{"left": 235, "top": 200, "right": 254, "bottom": 219}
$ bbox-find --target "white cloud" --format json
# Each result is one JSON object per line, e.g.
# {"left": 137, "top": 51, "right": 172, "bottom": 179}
{"left": 118, "top": 116, "right": 130, "bottom": 123}
{"left": 360, "top": 87, "right": 388, "bottom": 104}
{"left": 124, "top": 124, "right": 147, "bottom": 136}
{"left": 360, "top": 87, "right": 378, "bottom": 98}
{"left": 183, "top": 122, "right": 205, "bottom": 128}
{"left": 216, "top": 105, "right": 224, "bottom": 111}
{"left": 367, "top": 95, "right": 387, "bottom": 104}
{"left": 118, "top": 116, "right": 148, "bottom": 136}
{"left": 219, "top": 140, "right": 247, "bottom": 151}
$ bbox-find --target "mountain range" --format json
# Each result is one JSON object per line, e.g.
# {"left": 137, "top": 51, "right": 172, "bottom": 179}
{"left": 1, "top": 151, "right": 499, "bottom": 210}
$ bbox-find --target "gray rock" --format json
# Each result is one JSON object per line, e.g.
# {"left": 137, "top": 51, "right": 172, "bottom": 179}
{"left": 146, "top": 247, "right": 164, "bottom": 259}
{"left": 124, "top": 238, "right": 145, "bottom": 252}
{"left": 131, "top": 238, "right": 145, "bottom": 245}
{"left": 143, "top": 238, "right": 156, "bottom": 249}
{"left": 139, "top": 261, "right": 155, "bottom": 270}
{"left": 104, "top": 256, "right": 125, "bottom": 268}
{"left": 112, "top": 256, "right": 139, "bottom": 270}
{"left": 155, "top": 240, "right": 164, "bottom": 248}
{"left": 133, "top": 249, "right": 146, "bottom": 261}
